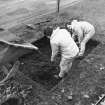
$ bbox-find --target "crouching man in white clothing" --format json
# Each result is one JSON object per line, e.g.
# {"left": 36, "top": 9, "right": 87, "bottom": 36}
{"left": 44, "top": 27, "right": 79, "bottom": 78}
{"left": 67, "top": 20, "right": 95, "bottom": 57}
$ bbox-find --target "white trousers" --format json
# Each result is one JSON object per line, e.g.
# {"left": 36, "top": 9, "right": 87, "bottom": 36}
{"left": 79, "top": 27, "right": 95, "bottom": 56}
{"left": 59, "top": 57, "right": 74, "bottom": 78}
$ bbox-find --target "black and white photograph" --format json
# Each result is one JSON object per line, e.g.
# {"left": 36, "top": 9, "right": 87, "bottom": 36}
{"left": 0, "top": 0, "right": 105, "bottom": 105}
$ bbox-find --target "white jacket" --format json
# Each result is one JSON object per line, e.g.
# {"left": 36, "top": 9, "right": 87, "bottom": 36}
{"left": 50, "top": 27, "right": 79, "bottom": 59}
{"left": 71, "top": 21, "right": 95, "bottom": 43}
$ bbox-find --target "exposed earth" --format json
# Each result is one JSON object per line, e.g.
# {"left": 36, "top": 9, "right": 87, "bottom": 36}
{"left": 1, "top": 0, "right": 105, "bottom": 105}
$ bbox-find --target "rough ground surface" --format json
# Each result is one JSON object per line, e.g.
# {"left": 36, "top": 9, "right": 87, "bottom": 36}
{"left": 1, "top": 0, "right": 105, "bottom": 105}
{"left": 0, "top": 0, "right": 79, "bottom": 29}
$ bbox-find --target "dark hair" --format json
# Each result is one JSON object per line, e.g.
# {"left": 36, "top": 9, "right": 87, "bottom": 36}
{"left": 64, "top": 23, "right": 73, "bottom": 35}
{"left": 43, "top": 27, "right": 53, "bottom": 36}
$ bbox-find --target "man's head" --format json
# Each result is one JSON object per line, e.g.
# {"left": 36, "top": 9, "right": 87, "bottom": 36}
{"left": 71, "top": 19, "right": 78, "bottom": 25}
{"left": 66, "top": 23, "right": 73, "bottom": 35}
{"left": 66, "top": 19, "right": 78, "bottom": 28}
{"left": 66, "top": 19, "right": 78, "bottom": 34}
{"left": 43, "top": 26, "right": 53, "bottom": 38}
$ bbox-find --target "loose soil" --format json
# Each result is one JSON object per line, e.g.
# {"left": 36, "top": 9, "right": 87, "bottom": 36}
{"left": 19, "top": 37, "right": 60, "bottom": 90}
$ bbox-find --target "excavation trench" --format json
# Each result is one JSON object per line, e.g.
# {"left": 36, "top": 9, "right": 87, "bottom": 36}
{"left": 19, "top": 37, "right": 61, "bottom": 90}
{"left": 19, "top": 34, "right": 100, "bottom": 91}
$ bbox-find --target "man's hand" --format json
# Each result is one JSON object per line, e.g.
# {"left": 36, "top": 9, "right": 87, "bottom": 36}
{"left": 78, "top": 52, "right": 84, "bottom": 57}
{"left": 51, "top": 56, "right": 54, "bottom": 62}
{"left": 75, "top": 52, "right": 84, "bottom": 59}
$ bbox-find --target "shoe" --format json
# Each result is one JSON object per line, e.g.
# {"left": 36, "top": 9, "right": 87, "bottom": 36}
{"left": 53, "top": 75, "right": 62, "bottom": 80}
